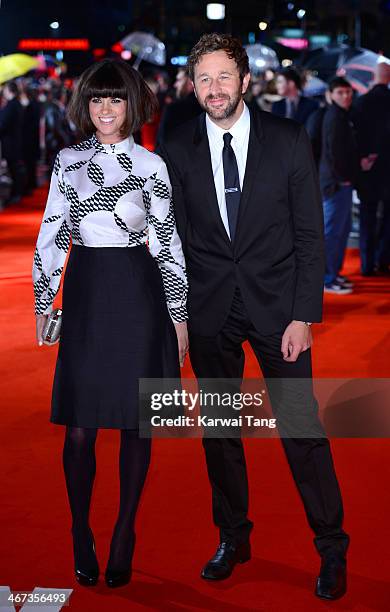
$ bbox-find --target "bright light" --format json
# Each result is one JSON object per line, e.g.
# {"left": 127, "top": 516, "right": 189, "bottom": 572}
{"left": 258, "top": 21, "right": 268, "bottom": 31}
{"left": 277, "top": 37, "right": 308, "bottom": 49}
{"left": 207, "top": 3, "right": 225, "bottom": 20}
{"left": 50, "top": 21, "right": 60, "bottom": 30}
{"left": 56, "top": 50, "right": 63, "bottom": 61}
{"left": 282, "top": 59, "right": 293, "bottom": 67}
{"left": 171, "top": 56, "right": 188, "bottom": 66}
{"left": 287, "top": 3, "right": 294, "bottom": 10}
{"left": 121, "top": 50, "right": 132, "bottom": 60}
{"left": 255, "top": 58, "right": 266, "bottom": 67}
{"left": 297, "top": 9, "right": 306, "bottom": 19}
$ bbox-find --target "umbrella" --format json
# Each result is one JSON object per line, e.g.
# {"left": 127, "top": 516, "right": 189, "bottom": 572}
{"left": 120, "top": 31, "right": 166, "bottom": 68}
{"left": 36, "top": 54, "right": 60, "bottom": 71}
{"left": 303, "top": 74, "right": 328, "bottom": 97}
{"left": 337, "top": 50, "right": 390, "bottom": 94}
{"left": 0, "top": 53, "right": 39, "bottom": 84}
{"left": 245, "top": 44, "right": 279, "bottom": 75}
{"left": 301, "top": 44, "right": 362, "bottom": 82}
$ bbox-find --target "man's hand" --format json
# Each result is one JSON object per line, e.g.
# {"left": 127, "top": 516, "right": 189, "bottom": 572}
{"left": 173, "top": 321, "right": 189, "bottom": 367}
{"left": 281, "top": 320, "right": 312, "bottom": 362}
{"left": 360, "top": 153, "right": 378, "bottom": 172}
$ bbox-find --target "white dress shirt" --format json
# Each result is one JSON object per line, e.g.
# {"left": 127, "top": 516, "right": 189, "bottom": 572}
{"left": 32, "top": 134, "right": 188, "bottom": 321}
{"left": 206, "top": 102, "right": 250, "bottom": 238}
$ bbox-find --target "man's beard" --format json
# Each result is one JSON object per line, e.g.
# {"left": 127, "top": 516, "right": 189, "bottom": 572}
{"left": 200, "top": 85, "right": 242, "bottom": 121}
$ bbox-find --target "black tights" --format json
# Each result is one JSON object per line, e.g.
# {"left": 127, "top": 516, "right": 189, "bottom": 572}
{"left": 63, "top": 426, "right": 151, "bottom": 571}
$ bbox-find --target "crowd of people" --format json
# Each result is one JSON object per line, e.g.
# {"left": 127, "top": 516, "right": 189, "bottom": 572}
{"left": 1, "top": 57, "right": 390, "bottom": 289}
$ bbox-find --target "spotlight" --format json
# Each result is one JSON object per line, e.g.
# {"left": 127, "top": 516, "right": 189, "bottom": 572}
{"left": 207, "top": 3, "right": 225, "bottom": 20}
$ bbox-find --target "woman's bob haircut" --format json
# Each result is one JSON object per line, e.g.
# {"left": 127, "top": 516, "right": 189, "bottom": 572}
{"left": 67, "top": 58, "right": 158, "bottom": 138}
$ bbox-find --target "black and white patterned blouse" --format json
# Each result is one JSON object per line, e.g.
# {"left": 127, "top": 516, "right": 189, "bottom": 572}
{"left": 32, "top": 134, "right": 188, "bottom": 322}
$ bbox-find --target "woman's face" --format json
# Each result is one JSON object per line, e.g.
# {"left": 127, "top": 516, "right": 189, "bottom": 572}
{"left": 89, "top": 96, "right": 127, "bottom": 143}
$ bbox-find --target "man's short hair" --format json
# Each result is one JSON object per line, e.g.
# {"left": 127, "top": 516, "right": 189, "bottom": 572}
{"left": 67, "top": 58, "right": 158, "bottom": 138}
{"left": 277, "top": 67, "right": 302, "bottom": 91}
{"left": 328, "top": 76, "right": 352, "bottom": 92}
{"left": 187, "top": 33, "right": 249, "bottom": 82}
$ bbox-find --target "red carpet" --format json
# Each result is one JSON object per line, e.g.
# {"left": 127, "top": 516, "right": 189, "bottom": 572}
{"left": 0, "top": 188, "right": 389, "bottom": 611}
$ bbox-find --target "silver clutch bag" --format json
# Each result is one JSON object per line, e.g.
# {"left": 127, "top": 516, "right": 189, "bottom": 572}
{"left": 42, "top": 308, "right": 62, "bottom": 344}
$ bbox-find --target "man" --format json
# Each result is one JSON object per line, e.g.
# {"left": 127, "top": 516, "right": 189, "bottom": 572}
{"left": 159, "top": 33, "right": 349, "bottom": 600}
{"left": 156, "top": 68, "right": 201, "bottom": 146}
{"left": 306, "top": 90, "right": 333, "bottom": 168}
{"left": 21, "top": 84, "right": 41, "bottom": 195}
{"left": 319, "top": 77, "right": 359, "bottom": 294}
{"left": 44, "top": 85, "right": 74, "bottom": 173}
{"left": 355, "top": 62, "right": 390, "bottom": 275}
{"left": 272, "top": 66, "right": 318, "bottom": 126}
{"left": 0, "top": 81, "right": 24, "bottom": 205}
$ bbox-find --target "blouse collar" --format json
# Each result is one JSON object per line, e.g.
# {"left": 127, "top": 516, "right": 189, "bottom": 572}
{"left": 90, "top": 133, "right": 135, "bottom": 155}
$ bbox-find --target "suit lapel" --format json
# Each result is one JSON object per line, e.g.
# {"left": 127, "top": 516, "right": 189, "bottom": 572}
{"left": 193, "top": 114, "right": 231, "bottom": 245}
{"left": 235, "top": 109, "right": 265, "bottom": 241}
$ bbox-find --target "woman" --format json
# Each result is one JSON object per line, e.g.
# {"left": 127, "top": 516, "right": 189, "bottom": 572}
{"left": 32, "top": 59, "right": 188, "bottom": 588}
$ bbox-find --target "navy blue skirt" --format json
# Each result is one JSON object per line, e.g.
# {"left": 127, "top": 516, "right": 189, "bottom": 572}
{"left": 50, "top": 244, "right": 180, "bottom": 429}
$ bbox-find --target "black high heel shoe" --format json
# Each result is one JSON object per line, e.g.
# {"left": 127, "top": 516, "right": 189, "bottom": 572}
{"left": 105, "top": 531, "right": 135, "bottom": 588}
{"left": 105, "top": 567, "right": 132, "bottom": 588}
{"left": 72, "top": 526, "right": 100, "bottom": 586}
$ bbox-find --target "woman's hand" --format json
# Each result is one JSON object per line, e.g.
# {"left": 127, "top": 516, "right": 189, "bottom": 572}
{"left": 36, "top": 314, "right": 47, "bottom": 346}
{"left": 36, "top": 313, "right": 60, "bottom": 346}
{"left": 173, "top": 321, "right": 189, "bottom": 367}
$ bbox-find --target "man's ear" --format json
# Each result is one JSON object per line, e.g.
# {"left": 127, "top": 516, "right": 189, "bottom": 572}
{"left": 192, "top": 82, "right": 198, "bottom": 100}
{"left": 242, "top": 72, "right": 251, "bottom": 95}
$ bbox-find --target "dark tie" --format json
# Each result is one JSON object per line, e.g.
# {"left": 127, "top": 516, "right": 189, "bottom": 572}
{"left": 222, "top": 132, "right": 241, "bottom": 241}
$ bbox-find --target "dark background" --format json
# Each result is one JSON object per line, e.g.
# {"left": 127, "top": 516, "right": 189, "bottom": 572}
{"left": 0, "top": 0, "right": 389, "bottom": 74}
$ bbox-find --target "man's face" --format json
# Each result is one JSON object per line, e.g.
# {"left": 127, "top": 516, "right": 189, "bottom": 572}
{"left": 275, "top": 75, "right": 288, "bottom": 97}
{"left": 3, "top": 85, "right": 13, "bottom": 101}
{"left": 193, "top": 50, "right": 249, "bottom": 122}
{"left": 330, "top": 86, "right": 353, "bottom": 110}
{"left": 174, "top": 70, "right": 190, "bottom": 98}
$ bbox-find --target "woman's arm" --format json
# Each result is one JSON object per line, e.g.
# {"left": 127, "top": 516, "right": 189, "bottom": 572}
{"left": 147, "top": 158, "right": 189, "bottom": 364}
{"left": 33, "top": 151, "right": 71, "bottom": 344}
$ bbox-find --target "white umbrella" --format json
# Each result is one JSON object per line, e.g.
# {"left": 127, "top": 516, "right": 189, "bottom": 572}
{"left": 120, "top": 31, "right": 166, "bottom": 69}
{"left": 245, "top": 44, "right": 279, "bottom": 75}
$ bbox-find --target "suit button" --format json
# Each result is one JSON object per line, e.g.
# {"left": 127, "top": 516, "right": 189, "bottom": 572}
{"left": 234, "top": 258, "right": 240, "bottom": 264}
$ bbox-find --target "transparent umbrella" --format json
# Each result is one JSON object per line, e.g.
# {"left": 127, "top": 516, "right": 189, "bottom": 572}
{"left": 337, "top": 50, "right": 390, "bottom": 94}
{"left": 303, "top": 74, "right": 328, "bottom": 97}
{"left": 245, "top": 44, "right": 280, "bottom": 75}
{"left": 120, "top": 32, "right": 166, "bottom": 69}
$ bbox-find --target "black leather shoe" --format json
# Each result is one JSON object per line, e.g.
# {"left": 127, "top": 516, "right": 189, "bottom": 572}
{"left": 315, "top": 554, "right": 347, "bottom": 600}
{"left": 105, "top": 568, "right": 132, "bottom": 588}
{"left": 72, "top": 527, "right": 99, "bottom": 587}
{"left": 201, "top": 540, "right": 251, "bottom": 581}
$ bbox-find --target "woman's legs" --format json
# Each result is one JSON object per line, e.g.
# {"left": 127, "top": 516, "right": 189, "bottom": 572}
{"left": 107, "top": 429, "right": 151, "bottom": 572}
{"left": 63, "top": 426, "right": 98, "bottom": 571}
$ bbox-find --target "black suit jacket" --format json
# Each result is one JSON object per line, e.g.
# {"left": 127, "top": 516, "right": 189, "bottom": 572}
{"left": 319, "top": 102, "right": 359, "bottom": 199}
{"left": 354, "top": 84, "right": 390, "bottom": 201}
{"left": 156, "top": 92, "right": 202, "bottom": 147}
{"left": 272, "top": 96, "right": 318, "bottom": 126}
{"left": 158, "top": 108, "right": 325, "bottom": 336}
